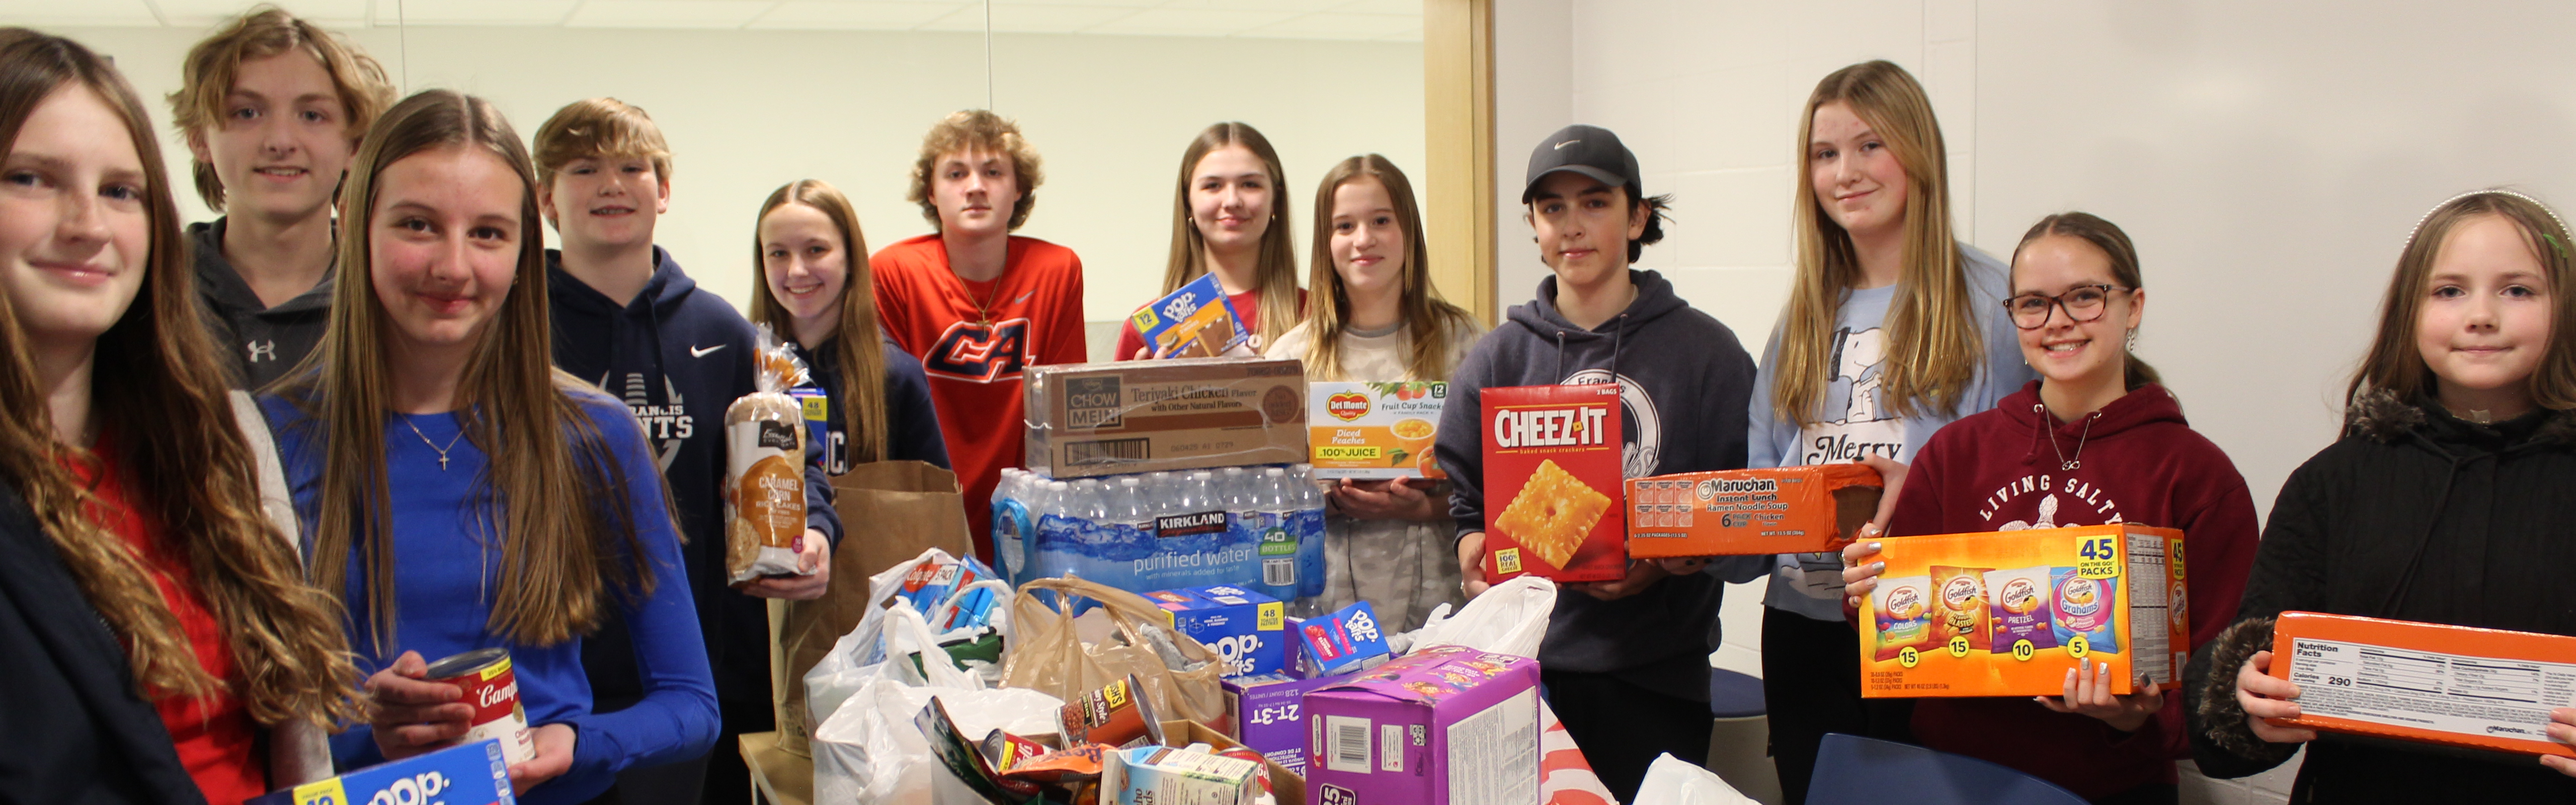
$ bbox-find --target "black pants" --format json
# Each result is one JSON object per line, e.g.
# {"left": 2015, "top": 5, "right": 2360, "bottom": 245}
{"left": 1760, "top": 606, "right": 1913, "bottom": 805}
{"left": 1541, "top": 669, "right": 1713, "bottom": 803}
{"left": 2093, "top": 782, "right": 2178, "bottom": 805}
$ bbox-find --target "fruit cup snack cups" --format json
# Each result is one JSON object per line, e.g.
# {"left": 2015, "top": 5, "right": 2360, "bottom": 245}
{"left": 1127, "top": 272, "right": 1250, "bottom": 359}
{"left": 1858, "top": 523, "right": 2187, "bottom": 698}
{"left": 1024, "top": 357, "right": 1307, "bottom": 479}
{"left": 1309, "top": 381, "right": 1449, "bottom": 480}
{"left": 1479, "top": 384, "right": 1626, "bottom": 583}
{"left": 1626, "top": 464, "right": 1884, "bottom": 558}
{"left": 2266, "top": 611, "right": 2576, "bottom": 760}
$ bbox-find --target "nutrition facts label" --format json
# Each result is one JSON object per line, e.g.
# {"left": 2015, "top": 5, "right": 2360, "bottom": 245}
{"left": 1446, "top": 689, "right": 1539, "bottom": 805}
{"left": 2285, "top": 638, "right": 2576, "bottom": 741}
{"left": 2123, "top": 531, "right": 2172, "bottom": 679}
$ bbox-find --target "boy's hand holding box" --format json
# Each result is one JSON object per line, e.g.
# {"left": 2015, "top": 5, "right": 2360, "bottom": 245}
{"left": 1478, "top": 384, "right": 1626, "bottom": 582}
{"left": 1858, "top": 523, "right": 2187, "bottom": 698}
{"left": 1625, "top": 464, "right": 1884, "bottom": 557}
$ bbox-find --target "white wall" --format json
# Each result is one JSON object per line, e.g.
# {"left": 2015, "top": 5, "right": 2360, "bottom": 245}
{"left": 56, "top": 22, "right": 1423, "bottom": 339}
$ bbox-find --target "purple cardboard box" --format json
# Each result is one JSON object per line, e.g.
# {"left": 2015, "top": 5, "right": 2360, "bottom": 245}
{"left": 1300, "top": 646, "right": 1543, "bottom": 805}
{"left": 1222, "top": 671, "right": 1344, "bottom": 777}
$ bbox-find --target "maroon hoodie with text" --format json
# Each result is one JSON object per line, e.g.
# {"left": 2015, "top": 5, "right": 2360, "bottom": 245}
{"left": 1885, "top": 380, "right": 2260, "bottom": 800}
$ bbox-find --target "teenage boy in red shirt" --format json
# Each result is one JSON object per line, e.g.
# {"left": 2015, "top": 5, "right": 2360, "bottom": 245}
{"left": 872, "top": 110, "right": 1086, "bottom": 559}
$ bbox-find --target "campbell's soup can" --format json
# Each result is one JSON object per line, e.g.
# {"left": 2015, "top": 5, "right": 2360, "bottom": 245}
{"left": 423, "top": 647, "right": 536, "bottom": 765}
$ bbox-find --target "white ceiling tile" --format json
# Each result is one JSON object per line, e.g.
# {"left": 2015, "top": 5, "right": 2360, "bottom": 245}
{"left": 383, "top": 0, "right": 581, "bottom": 25}
{"left": 1155, "top": 0, "right": 1351, "bottom": 12}
{"left": 1083, "top": 7, "right": 1295, "bottom": 36}
{"left": 915, "top": 3, "right": 1140, "bottom": 32}
{"left": 1236, "top": 11, "right": 1413, "bottom": 40}
{"left": 748, "top": 0, "right": 966, "bottom": 29}
{"left": 987, "top": 0, "right": 1162, "bottom": 7}
{"left": 0, "top": 0, "right": 161, "bottom": 26}
{"left": 565, "top": 0, "right": 776, "bottom": 28}
{"left": 1330, "top": 0, "right": 1416, "bottom": 15}
{"left": 151, "top": 0, "right": 371, "bottom": 27}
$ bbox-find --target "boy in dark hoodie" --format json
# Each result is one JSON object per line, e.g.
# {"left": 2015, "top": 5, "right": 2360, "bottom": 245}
{"left": 1435, "top": 125, "right": 1759, "bottom": 801}
{"left": 168, "top": 8, "right": 393, "bottom": 388}
{"left": 533, "top": 98, "right": 834, "bottom": 805}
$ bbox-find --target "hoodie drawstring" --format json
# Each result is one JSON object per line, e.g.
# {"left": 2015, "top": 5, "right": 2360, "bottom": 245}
{"left": 1553, "top": 330, "right": 1567, "bottom": 381}
{"left": 1610, "top": 313, "right": 1628, "bottom": 383}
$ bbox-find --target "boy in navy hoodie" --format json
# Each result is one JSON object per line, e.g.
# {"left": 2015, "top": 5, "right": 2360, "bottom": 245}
{"left": 534, "top": 98, "right": 833, "bottom": 805}
{"left": 1435, "top": 125, "right": 1762, "bottom": 800}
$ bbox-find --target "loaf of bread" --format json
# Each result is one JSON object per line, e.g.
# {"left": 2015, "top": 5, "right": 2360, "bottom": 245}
{"left": 725, "top": 389, "right": 807, "bottom": 583}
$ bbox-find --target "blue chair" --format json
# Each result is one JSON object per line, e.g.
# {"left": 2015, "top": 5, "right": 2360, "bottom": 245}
{"left": 1703, "top": 669, "right": 1780, "bottom": 804}
{"left": 1805, "top": 733, "right": 2087, "bottom": 805}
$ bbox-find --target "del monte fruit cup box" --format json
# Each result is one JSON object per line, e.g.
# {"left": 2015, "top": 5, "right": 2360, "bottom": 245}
{"left": 1626, "top": 464, "right": 1884, "bottom": 558}
{"left": 1308, "top": 381, "right": 1448, "bottom": 480}
{"left": 1858, "top": 523, "right": 2187, "bottom": 698}
{"left": 1478, "top": 384, "right": 1626, "bottom": 583}
{"left": 2266, "top": 611, "right": 2576, "bottom": 760}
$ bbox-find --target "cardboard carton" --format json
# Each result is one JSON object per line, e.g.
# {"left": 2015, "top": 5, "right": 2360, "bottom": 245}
{"left": 1291, "top": 602, "right": 1392, "bottom": 677}
{"left": 1858, "top": 523, "right": 2187, "bottom": 698}
{"left": 2267, "top": 611, "right": 2576, "bottom": 759}
{"left": 248, "top": 739, "right": 514, "bottom": 805}
{"left": 1300, "top": 645, "right": 1543, "bottom": 805}
{"left": 1153, "top": 584, "right": 1290, "bottom": 679}
{"left": 1023, "top": 357, "right": 1306, "bottom": 479}
{"left": 1224, "top": 672, "right": 1347, "bottom": 776}
{"left": 1479, "top": 384, "right": 1626, "bottom": 582}
{"left": 1128, "top": 273, "right": 1250, "bottom": 359}
{"left": 1625, "top": 464, "right": 1883, "bottom": 557}
{"left": 1308, "top": 381, "right": 1449, "bottom": 480}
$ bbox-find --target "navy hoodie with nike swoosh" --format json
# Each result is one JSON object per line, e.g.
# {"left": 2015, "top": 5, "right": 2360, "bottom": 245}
{"left": 1433, "top": 268, "right": 1759, "bottom": 701}
{"left": 547, "top": 247, "right": 830, "bottom": 743}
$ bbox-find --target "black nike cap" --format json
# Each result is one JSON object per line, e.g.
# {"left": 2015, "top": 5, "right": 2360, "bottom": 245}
{"left": 1523, "top": 124, "right": 1641, "bottom": 204}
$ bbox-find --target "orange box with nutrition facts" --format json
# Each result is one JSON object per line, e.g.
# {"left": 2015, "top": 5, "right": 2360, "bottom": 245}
{"left": 1624, "top": 464, "right": 1883, "bottom": 558}
{"left": 2266, "top": 611, "right": 2576, "bottom": 759}
{"left": 1857, "top": 523, "right": 2187, "bottom": 699}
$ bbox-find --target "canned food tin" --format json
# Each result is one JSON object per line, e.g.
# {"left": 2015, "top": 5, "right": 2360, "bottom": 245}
{"left": 1058, "top": 674, "right": 1166, "bottom": 749}
{"left": 423, "top": 647, "right": 536, "bottom": 765}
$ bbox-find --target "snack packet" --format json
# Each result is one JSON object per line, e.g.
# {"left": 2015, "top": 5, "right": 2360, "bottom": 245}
{"left": 724, "top": 325, "right": 811, "bottom": 584}
{"left": 2050, "top": 566, "right": 2121, "bottom": 654}
{"left": 999, "top": 743, "right": 1113, "bottom": 784}
{"left": 1930, "top": 565, "right": 1994, "bottom": 653}
{"left": 1870, "top": 574, "right": 1935, "bottom": 661}
{"left": 1984, "top": 566, "right": 2059, "bottom": 654}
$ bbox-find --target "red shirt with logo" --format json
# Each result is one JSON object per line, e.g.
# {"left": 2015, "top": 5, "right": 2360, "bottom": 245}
{"left": 68, "top": 432, "right": 265, "bottom": 805}
{"left": 871, "top": 234, "right": 1088, "bottom": 558}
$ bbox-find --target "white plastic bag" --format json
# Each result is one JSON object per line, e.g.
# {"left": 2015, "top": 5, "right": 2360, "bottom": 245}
{"left": 1633, "top": 753, "right": 1756, "bottom": 805}
{"left": 1404, "top": 574, "right": 1557, "bottom": 658}
{"left": 811, "top": 679, "right": 1063, "bottom": 805}
{"left": 804, "top": 548, "right": 995, "bottom": 726}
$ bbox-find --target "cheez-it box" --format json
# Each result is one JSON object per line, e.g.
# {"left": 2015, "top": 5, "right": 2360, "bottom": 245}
{"left": 1859, "top": 523, "right": 2186, "bottom": 698}
{"left": 1479, "top": 384, "right": 1625, "bottom": 583}
{"left": 1626, "top": 464, "right": 1884, "bottom": 557}
{"left": 2267, "top": 611, "right": 2576, "bottom": 759}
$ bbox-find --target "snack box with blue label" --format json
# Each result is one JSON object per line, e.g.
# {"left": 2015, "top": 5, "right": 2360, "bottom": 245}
{"left": 1151, "top": 584, "right": 1289, "bottom": 678}
{"left": 1101, "top": 744, "right": 1262, "bottom": 805}
{"left": 1300, "top": 645, "right": 1543, "bottom": 805}
{"left": 1288, "top": 601, "right": 1392, "bottom": 678}
{"left": 247, "top": 738, "right": 514, "bottom": 805}
{"left": 1127, "top": 272, "right": 1249, "bottom": 359}
{"left": 1224, "top": 672, "right": 1347, "bottom": 777}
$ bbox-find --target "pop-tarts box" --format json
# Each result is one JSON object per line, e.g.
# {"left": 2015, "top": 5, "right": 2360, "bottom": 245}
{"left": 1224, "top": 671, "right": 1346, "bottom": 776}
{"left": 1291, "top": 601, "right": 1392, "bottom": 678}
{"left": 1302, "top": 646, "right": 1542, "bottom": 805}
{"left": 248, "top": 738, "right": 514, "bottom": 805}
{"left": 1127, "top": 272, "right": 1248, "bottom": 359}
{"left": 1150, "top": 584, "right": 1288, "bottom": 678}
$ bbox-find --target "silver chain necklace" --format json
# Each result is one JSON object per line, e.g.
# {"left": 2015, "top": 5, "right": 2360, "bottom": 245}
{"left": 2037, "top": 403, "right": 2099, "bottom": 471}
{"left": 402, "top": 415, "right": 467, "bottom": 471}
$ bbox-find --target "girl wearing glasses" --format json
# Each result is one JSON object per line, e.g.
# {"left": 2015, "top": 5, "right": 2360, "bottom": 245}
{"left": 2189, "top": 190, "right": 2576, "bottom": 800}
{"left": 1840, "top": 212, "right": 2259, "bottom": 804}
{"left": 1744, "top": 60, "right": 2035, "bottom": 801}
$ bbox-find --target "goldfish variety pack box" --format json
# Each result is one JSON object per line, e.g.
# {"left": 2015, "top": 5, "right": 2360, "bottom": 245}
{"left": 1858, "top": 523, "right": 2187, "bottom": 698}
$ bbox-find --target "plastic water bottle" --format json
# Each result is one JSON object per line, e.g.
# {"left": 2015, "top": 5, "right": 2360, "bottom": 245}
{"left": 991, "top": 469, "right": 1032, "bottom": 581}
{"left": 1246, "top": 467, "right": 1298, "bottom": 600}
{"left": 1288, "top": 464, "right": 1329, "bottom": 612}
{"left": 1109, "top": 477, "right": 1154, "bottom": 591}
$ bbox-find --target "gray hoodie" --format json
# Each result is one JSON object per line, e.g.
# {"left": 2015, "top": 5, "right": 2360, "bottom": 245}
{"left": 190, "top": 219, "right": 335, "bottom": 390}
{"left": 1434, "top": 269, "right": 1757, "bottom": 700}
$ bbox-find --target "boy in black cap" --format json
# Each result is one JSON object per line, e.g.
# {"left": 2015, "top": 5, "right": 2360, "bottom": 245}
{"left": 1433, "top": 125, "right": 1764, "bottom": 799}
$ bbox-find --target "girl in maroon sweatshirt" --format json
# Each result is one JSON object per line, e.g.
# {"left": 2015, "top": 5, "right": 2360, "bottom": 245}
{"left": 1841, "top": 212, "right": 2260, "bottom": 804}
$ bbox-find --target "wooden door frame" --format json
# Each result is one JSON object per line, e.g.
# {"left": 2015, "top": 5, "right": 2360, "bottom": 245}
{"left": 1424, "top": 0, "right": 1497, "bottom": 324}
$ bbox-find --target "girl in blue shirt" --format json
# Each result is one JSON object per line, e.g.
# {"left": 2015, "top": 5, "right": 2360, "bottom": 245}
{"left": 262, "top": 88, "right": 716, "bottom": 805}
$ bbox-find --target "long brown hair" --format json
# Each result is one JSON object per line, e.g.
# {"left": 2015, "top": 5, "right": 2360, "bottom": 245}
{"left": 2011, "top": 212, "right": 2162, "bottom": 391}
{"left": 1164, "top": 122, "right": 1300, "bottom": 348}
{"left": 2348, "top": 189, "right": 2576, "bottom": 411}
{"left": 0, "top": 29, "right": 360, "bottom": 727}
{"left": 284, "top": 89, "right": 654, "bottom": 650}
{"left": 751, "top": 179, "right": 889, "bottom": 466}
{"left": 1298, "top": 155, "right": 1476, "bottom": 382}
{"left": 1774, "top": 60, "right": 1984, "bottom": 425}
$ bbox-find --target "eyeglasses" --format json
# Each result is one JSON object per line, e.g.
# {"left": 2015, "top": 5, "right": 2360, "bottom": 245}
{"left": 2003, "top": 284, "right": 2133, "bottom": 330}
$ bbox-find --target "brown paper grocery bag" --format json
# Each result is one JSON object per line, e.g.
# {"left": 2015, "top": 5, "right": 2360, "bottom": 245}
{"left": 768, "top": 460, "right": 971, "bottom": 756}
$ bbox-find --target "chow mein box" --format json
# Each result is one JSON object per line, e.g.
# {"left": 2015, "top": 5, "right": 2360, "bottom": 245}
{"left": 1625, "top": 464, "right": 1884, "bottom": 557}
{"left": 1478, "top": 384, "right": 1625, "bottom": 583}
{"left": 1308, "top": 381, "right": 1448, "bottom": 480}
{"left": 1023, "top": 357, "right": 1307, "bottom": 479}
{"left": 1301, "top": 645, "right": 1542, "bottom": 805}
{"left": 1858, "top": 523, "right": 2187, "bottom": 699}
{"left": 2266, "top": 612, "right": 2576, "bottom": 759}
